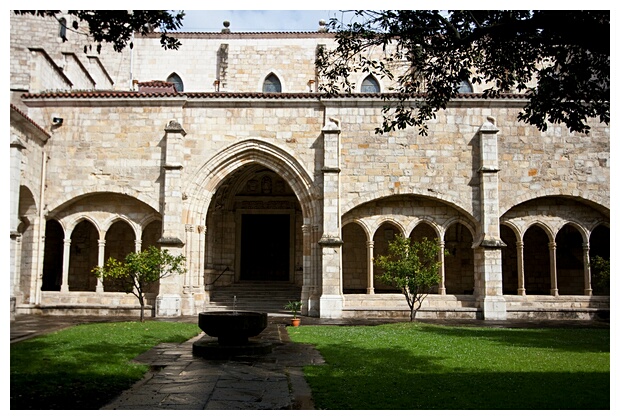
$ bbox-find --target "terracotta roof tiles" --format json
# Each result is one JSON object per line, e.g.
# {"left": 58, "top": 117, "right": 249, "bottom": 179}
{"left": 21, "top": 91, "right": 528, "bottom": 100}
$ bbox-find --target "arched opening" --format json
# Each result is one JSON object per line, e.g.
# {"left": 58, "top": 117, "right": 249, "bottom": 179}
{"left": 444, "top": 222, "right": 474, "bottom": 294}
{"left": 500, "top": 224, "right": 519, "bottom": 295}
{"left": 69, "top": 220, "right": 99, "bottom": 291}
{"left": 556, "top": 224, "right": 584, "bottom": 295}
{"left": 523, "top": 225, "right": 551, "bottom": 295}
{"left": 342, "top": 222, "right": 368, "bottom": 294}
{"left": 58, "top": 17, "right": 67, "bottom": 40}
{"left": 142, "top": 220, "right": 162, "bottom": 249}
{"left": 104, "top": 220, "right": 136, "bottom": 292}
{"left": 373, "top": 222, "right": 402, "bottom": 293}
{"left": 17, "top": 186, "right": 38, "bottom": 301}
{"left": 205, "top": 164, "right": 301, "bottom": 285}
{"left": 457, "top": 79, "right": 473, "bottom": 93}
{"left": 166, "top": 72, "right": 184, "bottom": 92}
{"left": 361, "top": 75, "right": 380, "bottom": 93}
{"left": 262, "top": 73, "right": 282, "bottom": 93}
{"left": 589, "top": 225, "right": 610, "bottom": 295}
{"left": 42, "top": 220, "right": 64, "bottom": 291}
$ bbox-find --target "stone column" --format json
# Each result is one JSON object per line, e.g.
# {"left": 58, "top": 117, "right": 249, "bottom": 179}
{"left": 61, "top": 239, "right": 71, "bottom": 292}
{"left": 583, "top": 243, "right": 593, "bottom": 296}
{"left": 157, "top": 120, "right": 186, "bottom": 317}
{"left": 438, "top": 240, "right": 446, "bottom": 295}
{"left": 319, "top": 117, "right": 344, "bottom": 318}
{"left": 10, "top": 138, "right": 27, "bottom": 313}
{"left": 301, "top": 224, "right": 315, "bottom": 315}
{"left": 306, "top": 224, "right": 321, "bottom": 317}
{"left": 516, "top": 240, "right": 526, "bottom": 295}
{"left": 96, "top": 239, "right": 106, "bottom": 293}
{"left": 181, "top": 224, "right": 207, "bottom": 315}
{"left": 549, "top": 241, "right": 559, "bottom": 296}
{"left": 474, "top": 116, "right": 507, "bottom": 320}
{"left": 366, "top": 240, "right": 375, "bottom": 294}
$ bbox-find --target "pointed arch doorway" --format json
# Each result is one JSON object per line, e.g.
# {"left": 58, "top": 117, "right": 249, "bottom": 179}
{"left": 206, "top": 163, "right": 301, "bottom": 285}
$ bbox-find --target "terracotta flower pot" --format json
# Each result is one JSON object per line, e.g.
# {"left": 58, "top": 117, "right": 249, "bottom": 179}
{"left": 291, "top": 318, "right": 301, "bottom": 327}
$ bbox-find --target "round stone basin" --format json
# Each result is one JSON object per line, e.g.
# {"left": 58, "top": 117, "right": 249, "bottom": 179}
{"left": 198, "top": 311, "right": 268, "bottom": 345}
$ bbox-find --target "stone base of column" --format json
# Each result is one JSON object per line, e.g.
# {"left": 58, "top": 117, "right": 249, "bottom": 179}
{"left": 480, "top": 296, "right": 507, "bottom": 320}
{"left": 156, "top": 294, "right": 181, "bottom": 317}
{"left": 319, "top": 294, "right": 344, "bottom": 318}
{"left": 302, "top": 286, "right": 320, "bottom": 317}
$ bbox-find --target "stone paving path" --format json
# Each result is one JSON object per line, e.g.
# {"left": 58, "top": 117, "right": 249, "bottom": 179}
{"left": 101, "top": 322, "right": 324, "bottom": 410}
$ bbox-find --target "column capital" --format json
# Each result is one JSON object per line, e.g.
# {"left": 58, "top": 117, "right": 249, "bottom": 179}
{"left": 321, "top": 117, "right": 341, "bottom": 133}
{"left": 319, "top": 236, "right": 343, "bottom": 246}
{"left": 478, "top": 116, "right": 499, "bottom": 134}
{"left": 165, "top": 120, "right": 186, "bottom": 136}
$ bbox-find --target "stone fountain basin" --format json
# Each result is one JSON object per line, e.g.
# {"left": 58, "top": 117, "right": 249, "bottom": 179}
{"left": 198, "top": 311, "right": 268, "bottom": 344}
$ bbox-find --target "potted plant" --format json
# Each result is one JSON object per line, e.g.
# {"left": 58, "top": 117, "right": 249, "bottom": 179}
{"left": 284, "top": 300, "right": 302, "bottom": 326}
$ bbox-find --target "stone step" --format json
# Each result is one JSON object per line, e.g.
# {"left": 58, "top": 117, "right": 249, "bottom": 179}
{"left": 204, "top": 281, "right": 302, "bottom": 315}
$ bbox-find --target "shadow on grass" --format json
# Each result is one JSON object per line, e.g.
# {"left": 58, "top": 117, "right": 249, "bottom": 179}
{"left": 297, "top": 325, "right": 610, "bottom": 410}
{"left": 11, "top": 339, "right": 153, "bottom": 410}
{"left": 414, "top": 323, "right": 610, "bottom": 353}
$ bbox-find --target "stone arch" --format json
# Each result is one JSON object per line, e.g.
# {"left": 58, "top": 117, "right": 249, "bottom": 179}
{"left": 342, "top": 218, "right": 372, "bottom": 240}
{"left": 409, "top": 220, "right": 440, "bottom": 242}
{"left": 343, "top": 189, "right": 474, "bottom": 222}
{"left": 407, "top": 218, "right": 442, "bottom": 240}
{"left": 500, "top": 190, "right": 610, "bottom": 218}
{"left": 442, "top": 216, "right": 476, "bottom": 240}
{"left": 47, "top": 188, "right": 159, "bottom": 218}
{"left": 370, "top": 217, "right": 406, "bottom": 238}
{"left": 101, "top": 214, "right": 140, "bottom": 239}
{"left": 185, "top": 138, "right": 319, "bottom": 226}
{"left": 521, "top": 221, "right": 553, "bottom": 242}
{"left": 65, "top": 214, "right": 103, "bottom": 239}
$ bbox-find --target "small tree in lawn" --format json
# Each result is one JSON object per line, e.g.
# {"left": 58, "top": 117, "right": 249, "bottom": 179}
{"left": 374, "top": 235, "right": 443, "bottom": 321}
{"left": 92, "top": 246, "right": 186, "bottom": 322}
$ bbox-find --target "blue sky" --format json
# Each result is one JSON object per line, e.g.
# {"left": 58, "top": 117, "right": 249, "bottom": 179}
{"left": 177, "top": 10, "right": 341, "bottom": 32}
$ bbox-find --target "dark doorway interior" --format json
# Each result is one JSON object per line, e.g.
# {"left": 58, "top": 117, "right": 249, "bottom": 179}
{"left": 240, "top": 214, "right": 290, "bottom": 281}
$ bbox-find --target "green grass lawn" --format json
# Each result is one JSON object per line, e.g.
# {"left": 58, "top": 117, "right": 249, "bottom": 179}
{"left": 288, "top": 322, "right": 610, "bottom": 410}
{"left": 10, "top": 321, "right": 201, "bottom": 410}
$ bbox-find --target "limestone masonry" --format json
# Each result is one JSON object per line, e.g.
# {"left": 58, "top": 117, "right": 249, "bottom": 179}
{"left": 10, "top": 13, "right": 609, "bottom": 320}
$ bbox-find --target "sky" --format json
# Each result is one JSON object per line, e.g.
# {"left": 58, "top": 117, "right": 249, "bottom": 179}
{"left": 176, "top": 10, "right": 341, "bottom": 32}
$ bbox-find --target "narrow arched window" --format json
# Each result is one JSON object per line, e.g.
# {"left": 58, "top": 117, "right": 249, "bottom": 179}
{"left": 263, "top": 74, "right": 282, "bottom": 93}
{"left": 457, "top": 79, "right": 473, "bottom": 93}
{"left": 59, "top": 18, "right": 67, "bottom": 41}
{"left": 361, "top": 75, "right": 380, "bottom": 93}
{"left": 166, "top": 73, "right": 184, "bottom": 92}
